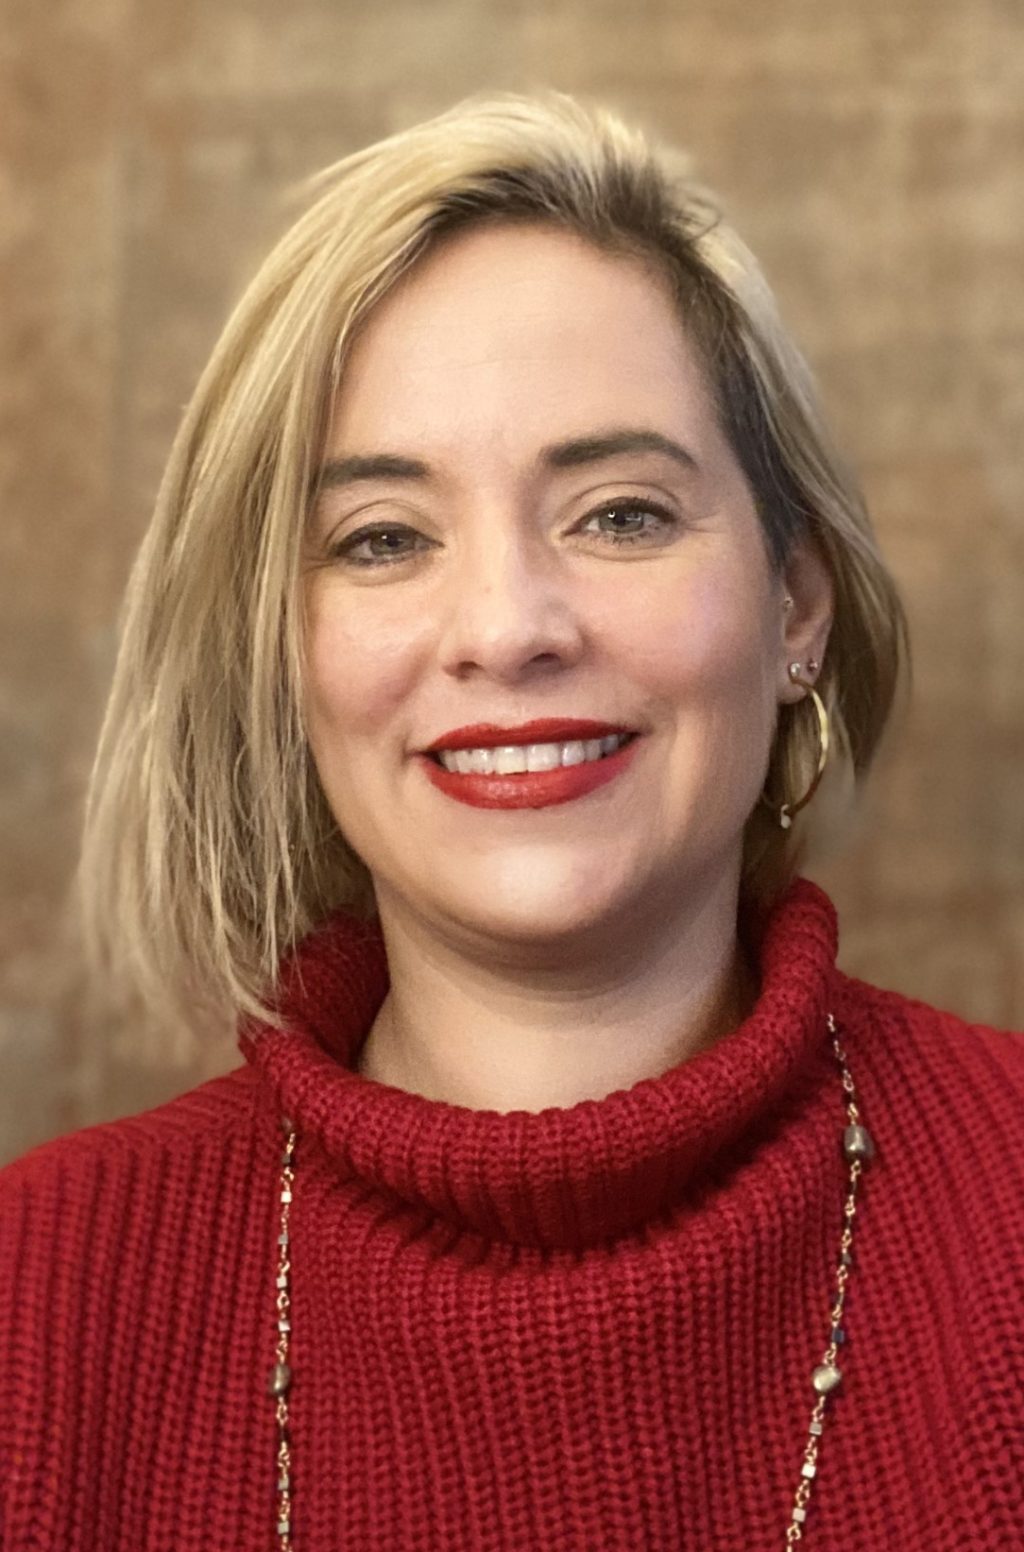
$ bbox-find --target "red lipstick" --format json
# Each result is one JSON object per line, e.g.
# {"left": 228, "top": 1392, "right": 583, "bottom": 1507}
{"left": 416, "top": 730, "right": 642, "bottom": 810}
{"left": 421, "top": 718, "right": 634, "bottom": 753}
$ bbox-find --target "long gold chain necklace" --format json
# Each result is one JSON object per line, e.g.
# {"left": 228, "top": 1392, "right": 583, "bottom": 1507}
{"left": 266, "top": 1011, "right": 875, "bottom": 1547}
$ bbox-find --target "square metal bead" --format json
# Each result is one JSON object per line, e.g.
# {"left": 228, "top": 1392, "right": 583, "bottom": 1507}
{"left": 793, "top": 1508, "right": 807, "bottom": 1524}
{"left": 801, "top": 1462, "right": 817, "bottom": 1479}
{"left": 276, "top": 1274, "right": 288, "bottom": 1289}
{"left": 810, "top": 1422, "right": 823, "bottom": 1436}
{"left": 277, "top": 1518, "right": 291, "bottom": 1536}
{"left": 280, "top": 1189, "right": 293, "bottom": 1203}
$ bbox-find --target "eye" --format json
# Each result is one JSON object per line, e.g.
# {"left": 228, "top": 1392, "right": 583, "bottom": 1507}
{"left": 327, "top": 523, "right": 430, "bottom": 567}
{"left": 577, "top": 499, "right": 680, "bottom": 546}
{"left": 325, "top": 499, "right": 680, "bottom": 569}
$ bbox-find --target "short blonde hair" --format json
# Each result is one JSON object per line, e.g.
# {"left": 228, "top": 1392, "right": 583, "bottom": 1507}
{"left": 74, "top": 88, "right": 910, "bottom": 1054}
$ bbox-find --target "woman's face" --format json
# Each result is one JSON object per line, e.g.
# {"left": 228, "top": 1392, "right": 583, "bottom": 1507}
{"left": 302, "top": 223, "right": 808, "bottom": 950}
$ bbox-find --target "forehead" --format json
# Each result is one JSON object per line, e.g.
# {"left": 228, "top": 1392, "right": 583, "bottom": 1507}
{"left": 326, "top": 223, "right": 721, "bottom": 458}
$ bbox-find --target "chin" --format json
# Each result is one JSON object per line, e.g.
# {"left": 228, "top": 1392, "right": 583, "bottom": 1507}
{"left": 432, "top": 869, "right": 638, "bottom": 945}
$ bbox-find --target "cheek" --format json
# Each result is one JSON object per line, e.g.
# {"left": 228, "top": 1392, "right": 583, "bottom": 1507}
{"left": 613, "top": 568, "right": 773, "bottom": 707}
{"left": 302, "top": 596, "right": 424, "bottom": 741}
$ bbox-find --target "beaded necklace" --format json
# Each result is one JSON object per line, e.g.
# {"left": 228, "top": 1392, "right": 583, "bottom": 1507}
{"left": 266, "top": 1010, "right": 875, "bottom": 1548}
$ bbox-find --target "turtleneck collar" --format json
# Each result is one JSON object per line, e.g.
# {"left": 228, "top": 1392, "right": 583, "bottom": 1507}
{"left": 239, "top": 876, "right": 840, "bottom": 1250}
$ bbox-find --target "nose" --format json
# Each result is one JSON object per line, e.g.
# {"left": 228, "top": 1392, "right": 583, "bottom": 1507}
{"left": 435, "top": 518, "right": 586, "bottom": 684}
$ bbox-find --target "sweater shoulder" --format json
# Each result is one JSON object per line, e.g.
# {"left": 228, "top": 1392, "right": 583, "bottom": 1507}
{"left": 833, "top": 969, "right": 1023, "bottom": 1068}
{"left": 0, "top": 1062, "right": 262, "bottom": 1202}
{"left": 831, "top": 970, "right": 1024, "bottom": 1159}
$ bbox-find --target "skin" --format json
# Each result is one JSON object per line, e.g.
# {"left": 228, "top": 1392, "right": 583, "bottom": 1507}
{"left": 300, "top": 222, "right": 833, "bottom": 1113}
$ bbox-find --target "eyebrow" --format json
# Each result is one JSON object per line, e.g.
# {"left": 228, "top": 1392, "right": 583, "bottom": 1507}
{"left": 310, "top": 428, "right": 700, "bottom": 495}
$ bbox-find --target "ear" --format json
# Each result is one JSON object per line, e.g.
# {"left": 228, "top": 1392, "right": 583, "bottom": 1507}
{"left": 777, "top": 539, "right": 834, "bottom": 704}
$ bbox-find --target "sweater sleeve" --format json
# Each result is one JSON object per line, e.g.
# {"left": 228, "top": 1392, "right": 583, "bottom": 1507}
{"left": 0, "top": 1129, "right": 165, "bottom": 1552}
{"left": 0, "top": 1135, "right": 112, "bottom": 1551}
{"left": 841, "top": 979, "right": 1024, "bottom": 1538}
{"left": 0, "top": 1071, "right": 261, "bottom": 1552}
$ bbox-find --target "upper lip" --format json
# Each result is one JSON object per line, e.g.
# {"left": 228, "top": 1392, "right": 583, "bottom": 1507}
{"left": 421, "top": 719, "right": 638, "bottom": 753}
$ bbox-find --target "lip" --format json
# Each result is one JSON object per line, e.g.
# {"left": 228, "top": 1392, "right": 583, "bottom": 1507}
{"left": 416, "top": 733, "right": 641, "bottom": 810}
{"left": 420, "top": 718, "right": 636, "bottom": 754}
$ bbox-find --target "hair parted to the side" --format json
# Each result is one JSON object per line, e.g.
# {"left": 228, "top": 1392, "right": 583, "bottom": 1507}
{"left": 73, "top": 88, "right": 910, "bottom": 1059}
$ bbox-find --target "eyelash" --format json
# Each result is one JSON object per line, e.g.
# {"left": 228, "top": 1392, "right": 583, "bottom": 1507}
{"left": 326, "top": 500, "right": 680, "bottom": 569}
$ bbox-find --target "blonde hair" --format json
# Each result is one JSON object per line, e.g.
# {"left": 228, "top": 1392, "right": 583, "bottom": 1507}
{"left": 74, "top": 88, "right": 910, "bottom": 1056}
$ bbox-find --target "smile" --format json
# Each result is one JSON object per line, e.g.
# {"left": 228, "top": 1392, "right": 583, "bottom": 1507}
{"left": 418, "top": 733, "right": 642, "bottom": 810}
{"left": 432, "top": 732, "right": 633, "bottom": 775}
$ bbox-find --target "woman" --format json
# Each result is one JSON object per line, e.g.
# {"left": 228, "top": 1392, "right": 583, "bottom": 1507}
{"left": 1, "top": 90, "right": 1021, "bottom": 1551}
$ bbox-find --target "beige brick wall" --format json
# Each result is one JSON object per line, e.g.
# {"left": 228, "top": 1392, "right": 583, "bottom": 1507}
{"left": 3, "top": 0, "right": 1021, "bottom": 1163}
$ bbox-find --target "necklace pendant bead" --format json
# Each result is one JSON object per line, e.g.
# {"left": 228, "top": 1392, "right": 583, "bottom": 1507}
{"left": 269, "top": 1361, "right": 292, "bottom": 1397}
{"left": 812, "top": 1363, "right": 842, "bottom": 1395}
{"left": 843, "top": 1123, "right": 875, "bottom": 1162}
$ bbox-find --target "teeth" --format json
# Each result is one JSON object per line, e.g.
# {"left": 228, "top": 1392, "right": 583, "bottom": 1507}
{"left": 437, "top": 733, "right": 630, "bottom": 775}
{"left": 466, "top": 747, "right": 493, "bottom": 774}
{"left": 526, "top": 743, "right": 562, "bottom": 772}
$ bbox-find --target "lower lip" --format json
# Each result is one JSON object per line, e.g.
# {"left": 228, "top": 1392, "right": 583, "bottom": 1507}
{"left": 416, "top": 737, "right": 641, "bottom": 809}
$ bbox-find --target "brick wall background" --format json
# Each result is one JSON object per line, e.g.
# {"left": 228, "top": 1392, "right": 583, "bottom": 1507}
{"left": 3, "top": 0, "right": 1021, "bottom": 1163}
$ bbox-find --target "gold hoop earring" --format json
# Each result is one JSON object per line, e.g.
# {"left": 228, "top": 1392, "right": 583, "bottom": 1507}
{"left": 760, "top": 662, "right": 831, "bottom": 829}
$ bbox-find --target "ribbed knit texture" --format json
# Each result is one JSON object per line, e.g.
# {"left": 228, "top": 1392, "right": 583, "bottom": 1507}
{"left": 1, "top": 876, "right": 1022, "bottom": 1550}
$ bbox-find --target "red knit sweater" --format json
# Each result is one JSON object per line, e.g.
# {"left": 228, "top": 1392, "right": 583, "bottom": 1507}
{"left": 2, "top": 877, "right": 1022, "bottom": 1550}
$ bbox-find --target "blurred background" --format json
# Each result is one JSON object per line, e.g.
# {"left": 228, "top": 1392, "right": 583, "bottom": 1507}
{"left": 2, "top": 0, "right": 1021, "bottom": 1166}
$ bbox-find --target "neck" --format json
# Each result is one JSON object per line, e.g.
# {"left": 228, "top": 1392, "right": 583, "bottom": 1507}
{"left": 354, "top": 874, "right": 760, "bottom": 1114}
